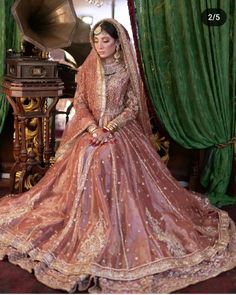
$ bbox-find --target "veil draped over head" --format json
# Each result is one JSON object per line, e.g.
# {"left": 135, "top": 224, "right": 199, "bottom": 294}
{"left": 57, "top": 18, "right": 152, "bottom": 157}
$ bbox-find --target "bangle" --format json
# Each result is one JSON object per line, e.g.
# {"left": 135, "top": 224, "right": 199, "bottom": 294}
{"left": 104, "top": 122, "right": 118, "bottom": 134}
{"left": 87, "top": 124, "right": 98, "bottom": 134}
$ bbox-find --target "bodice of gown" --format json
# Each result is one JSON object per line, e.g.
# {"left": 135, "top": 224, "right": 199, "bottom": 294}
{"left": 98, "top": 61, "right": 130, "bottom": 126}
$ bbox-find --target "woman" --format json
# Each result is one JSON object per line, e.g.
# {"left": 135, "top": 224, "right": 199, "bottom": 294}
{"left": 0, "top": 18, "right": 236, "bottom": 293}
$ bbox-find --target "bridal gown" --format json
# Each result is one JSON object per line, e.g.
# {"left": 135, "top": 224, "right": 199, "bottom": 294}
{"left": 0, "top": 60, "right": 236, "bottom": 294}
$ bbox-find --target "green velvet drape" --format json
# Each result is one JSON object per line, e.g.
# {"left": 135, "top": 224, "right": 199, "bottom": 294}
{"left": 135, "top": 0, "right": 236, "bottom": 207}
{"left": 0, "top": 0, "right": 21, "bottom": 135}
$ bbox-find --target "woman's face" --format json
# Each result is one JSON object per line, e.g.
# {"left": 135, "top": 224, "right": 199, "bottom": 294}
{"left": 93, "top": 31, "right": 118, "bottom": 59}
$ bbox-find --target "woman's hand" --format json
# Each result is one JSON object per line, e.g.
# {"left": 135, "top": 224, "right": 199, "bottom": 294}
{"left": 89, "top": 127, "right": 115, "bottom": 146}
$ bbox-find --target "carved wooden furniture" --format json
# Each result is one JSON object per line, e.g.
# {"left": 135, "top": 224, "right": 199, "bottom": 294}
{"left": 2, "top": 57, "right": 64, "bottom": 193}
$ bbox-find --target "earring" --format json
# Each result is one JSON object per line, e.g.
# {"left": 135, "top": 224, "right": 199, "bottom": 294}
{"left": 114, "top": 45, "right": 120, "bottom": 63}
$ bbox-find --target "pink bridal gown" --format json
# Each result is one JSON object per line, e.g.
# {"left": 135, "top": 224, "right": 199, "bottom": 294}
{"left": 0, "top": 52, "right": 236, "bottom": 293}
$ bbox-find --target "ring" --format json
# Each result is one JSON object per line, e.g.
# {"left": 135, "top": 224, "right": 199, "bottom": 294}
{"left": 92, "top": 133, "right": 98, "bottom": 138}
{"left": 108, "top": 134, "right": 113, "bottom": 139}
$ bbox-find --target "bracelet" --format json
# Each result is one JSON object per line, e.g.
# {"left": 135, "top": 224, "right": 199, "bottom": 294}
{"left": 104, "top": 122, "right": 118, "bottom": 134}
{"left": 87, "top": 124, "right": 98, "bottom": 134}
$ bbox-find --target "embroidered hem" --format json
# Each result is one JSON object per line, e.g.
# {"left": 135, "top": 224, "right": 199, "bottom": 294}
{"left": 0, "top": 210, "right": 236, "bottom": 293}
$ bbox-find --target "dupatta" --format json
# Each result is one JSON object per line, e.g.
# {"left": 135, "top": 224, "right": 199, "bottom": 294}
{"left": 56, "top": 18, "right": 152, "bottom": 159}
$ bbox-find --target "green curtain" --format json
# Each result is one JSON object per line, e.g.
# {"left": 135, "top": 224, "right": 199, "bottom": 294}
{"left": 0, "top": 0, "right": 21, "bottom": 134}
{"left": 135, "top": 0, "right": 236, "bottom": 207}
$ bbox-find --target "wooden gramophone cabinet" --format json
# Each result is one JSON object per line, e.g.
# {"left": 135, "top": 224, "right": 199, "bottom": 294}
{"left": 2, "top": 56, "right": 64, "bottom": 193}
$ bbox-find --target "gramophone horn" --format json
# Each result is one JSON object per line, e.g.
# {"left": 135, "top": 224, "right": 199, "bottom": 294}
{"left": 12, "top": 0, "right": 86, "bottom": 51}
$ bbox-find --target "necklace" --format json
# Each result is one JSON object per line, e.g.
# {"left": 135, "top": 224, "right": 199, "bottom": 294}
{"left": 103, "top": 61, "right": 125, "bottom": 76}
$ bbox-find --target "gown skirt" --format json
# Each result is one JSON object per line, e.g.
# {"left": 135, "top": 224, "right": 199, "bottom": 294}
{"left": 0, "top": 120, "right": 236, "bottom": 293}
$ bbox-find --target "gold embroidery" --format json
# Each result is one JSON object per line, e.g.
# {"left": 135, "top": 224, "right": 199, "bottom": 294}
{"left": 99, "top": 275, "right": 153, "bottom": 293}
{"left": 0, "top": 206, "right": 33, "bottom": 227}
{"left": 121, "top": 129, "right": 186, "bottom": 219}
{"left": 55, "top": 122, "right": 94, "bottom": 161}
{"left": 195, "top": 225, "right": 218, "bottom": 237}
{"left": 145, "top": 208, "right": 187, "bottom": 257}
{"left": 110, "top": 146, "right": 129, "bottom": 268}
{"left": 90, "top": 211, "right": 231, "bottom": 281}
{"left": 76, "top": 210, "right": 106, "bottom": 267}
{"left": 97, "top": 59, "right": 106, "bottom": 121}
{"left": 0, "top": 214, "right": 235, "bottom": 293}
{"left": 97, "top": 238, "right": 236, "bottom": 294}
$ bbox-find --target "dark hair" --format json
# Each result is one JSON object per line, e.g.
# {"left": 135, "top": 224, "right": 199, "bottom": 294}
{"left": 93, "top": 21, "right": 119, "bottom": 39}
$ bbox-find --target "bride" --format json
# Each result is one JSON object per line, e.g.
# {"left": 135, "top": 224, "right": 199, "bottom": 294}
{"left": 0, "top": 18, "right": 236, "bottom": 293}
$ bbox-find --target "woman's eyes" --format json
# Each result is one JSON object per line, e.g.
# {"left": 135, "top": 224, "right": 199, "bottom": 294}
{"left": 94, "top": 39, "right": 110, "bottom": 43}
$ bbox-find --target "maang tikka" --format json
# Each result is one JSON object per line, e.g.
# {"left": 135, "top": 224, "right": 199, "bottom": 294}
{"left": 114, "top": 44, "right": 121, "bottom": 62}
{"left": 94, "top": 23, "right": 103, "bottom": 35}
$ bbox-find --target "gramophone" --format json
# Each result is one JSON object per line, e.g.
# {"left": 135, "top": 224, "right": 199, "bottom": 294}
{"left": 6, "top": 0, "right": 91, "bottom": 97}
{"left": 2, "top": 0, "right": 92, "bottom": 193}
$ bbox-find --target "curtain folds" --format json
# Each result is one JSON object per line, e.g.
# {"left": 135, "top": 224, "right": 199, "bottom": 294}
{"left": 0, "top": 0, "right": 21, "bottom": 135}
{"left": 133, "top": 0, "right": 236, "bottom": 206}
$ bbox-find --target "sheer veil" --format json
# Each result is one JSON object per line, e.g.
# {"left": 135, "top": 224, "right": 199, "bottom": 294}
{"left": 90, "top": 18, "right": 152, "bottom": 137}
{"left": 56, "top": 18, "right": 152, "bottom": 159}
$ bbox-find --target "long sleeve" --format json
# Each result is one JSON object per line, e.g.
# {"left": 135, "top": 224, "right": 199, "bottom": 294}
{"left": 108, "top": 82, "right": 139, "bottom": 129}
{"left": 55, "top": 69, "right": 96, "bottom": 159}
{"left": 73, "top": 71, "right": 96, "bottom": 127}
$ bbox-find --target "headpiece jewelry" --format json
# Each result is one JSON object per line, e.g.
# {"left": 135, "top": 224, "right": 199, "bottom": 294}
{"left": 94, "top": 23, "right": 103, "bottom": 35}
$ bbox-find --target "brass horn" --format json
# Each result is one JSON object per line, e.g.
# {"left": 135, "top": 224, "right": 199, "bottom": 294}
{"left": 12, "top": 0, "right": 91, "bottom": 56}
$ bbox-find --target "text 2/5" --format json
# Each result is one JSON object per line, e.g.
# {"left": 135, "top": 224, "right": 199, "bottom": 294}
{"left": 201, "top": 9, "right": 227, "bottom": 26}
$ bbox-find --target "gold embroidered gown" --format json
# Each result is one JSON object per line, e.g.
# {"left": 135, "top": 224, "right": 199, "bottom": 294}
{"left": 0, "top": 19, "right": 236, "bottom": 293}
